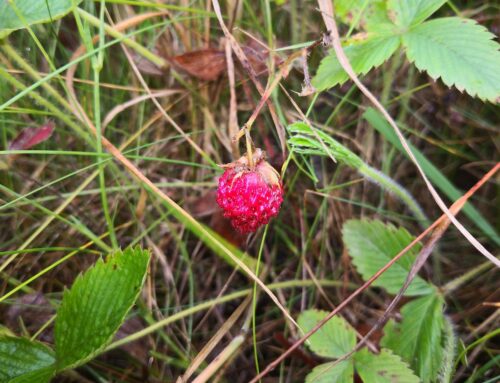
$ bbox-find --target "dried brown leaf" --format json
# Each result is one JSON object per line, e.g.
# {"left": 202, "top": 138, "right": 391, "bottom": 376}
{"left": 166, "top": 44, "right": 274, "bottom": 81}
{"left": 169, "top": 48, "right": 226, "bottom": 81}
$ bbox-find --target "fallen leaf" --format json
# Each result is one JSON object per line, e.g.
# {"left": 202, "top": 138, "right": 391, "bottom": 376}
{"left": 169, "top": 48, "right": 227, "bottom": 81}
{"left": 8, "top": 121, "right": 55, "bottom": 151}
{"left": 166, "top": 44, "right": 278, "bottom": 81}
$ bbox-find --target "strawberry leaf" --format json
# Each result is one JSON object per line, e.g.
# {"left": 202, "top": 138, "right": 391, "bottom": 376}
{"left": 342, "top": 220, "right": 435, "bottom": 296}
{"left": 387, "top": 0, "right": 446, "bottom": 27}
{"left": 298, "top": 310, "right": 356, "bottom": 359}
{"left": 402, "top": 17, "right": 500, "bottom": 102}
{"left": 0, "top": 0, "right": 83, "bottom": 39}
{"left": 0, "top": 336, "right": 55, "bottom": 382}
{"left": 305, "top": 361, "right": 354, "bottom": 383}
{"left": 354, "top": 348, "right": 419, "bottom": 383}
{"left": 312, "top": 35, "right": 400, "bottom": 90}
{"left": 381, "top": 293, "right": 445, "bottom": 382}
{"left": 54, "top": 247, "right": 150, "bottom": 371}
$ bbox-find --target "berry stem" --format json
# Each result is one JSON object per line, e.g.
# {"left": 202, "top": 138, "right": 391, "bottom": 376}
{"left": 232, "top": 38, "right": 324, "bottom": 147}
{"left": 245, "top": 128, "right": 255, "bottom": 168}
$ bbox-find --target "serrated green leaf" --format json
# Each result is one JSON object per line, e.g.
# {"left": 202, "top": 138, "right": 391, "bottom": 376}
{"left": 354, "top": 348, "right": 419, "bottom": 383}
{"left": 387, "top": 0, "right": 446, "bottom": 27}
{"left": 312, "top": 35, "right": 400, "bottom": 90}
{"left": 342, "top": 220, "right": 434, "bottom": 296}
{"left": 381, "top": 294, "right": 445, "bottom": 382}
{"left": 305, "top": 361, "right": 354, "bottom": 383}
{"left": 54, "top": 246, "right": 150, "bottom": 371}
{"left": 298, "top": 310, "right": 356, "bottom": 359}
{"left": 402, "top": 17, "right": 500, "bottom": 102}
{"left": 0, "top": 336, "right": 55, "bottom": 382}
{"left": 0, "top": 0, "right": 83, "bottom": 39}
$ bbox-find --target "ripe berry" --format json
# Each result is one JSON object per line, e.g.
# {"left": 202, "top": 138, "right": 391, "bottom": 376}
{"left": 216, "top": 150, "right": 283, "bottom": 234}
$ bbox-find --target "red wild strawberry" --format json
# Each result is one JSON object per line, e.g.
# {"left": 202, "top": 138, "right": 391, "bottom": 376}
{"left": 216, "top": 149, "right": 283, "bottom": 234}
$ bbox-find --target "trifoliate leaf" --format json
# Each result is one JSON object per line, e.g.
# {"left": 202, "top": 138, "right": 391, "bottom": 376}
{"left": 312, "top": 35, "right": 400, "bottom": 90}
{"left": 305, "top": 361, "right": 354, "bottom": 383}
{"left": 381, "top": 293, "right": 445, "bottom": 382}
{"left": 387, "top": 0, "right": 446, "bottom": 27}
{"left": 298, "top": 310, "right": 356, "bottom": 359}
{"left": 402, "top": 17, "right": 500, "bottom": 102}
{"left": 342, "top": 220, "right": 434, "bottom": 296}
{"left": 354, "top": 348, "right": 419, "bottom": 383}
{"left": 55, "top": 247, "right": 150, "bottom": 371}
{"left": 0, "top": 336, "right": 55, "bottom": 382}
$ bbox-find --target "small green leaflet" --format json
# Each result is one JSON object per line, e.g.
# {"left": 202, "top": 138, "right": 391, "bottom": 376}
{"left": 305, "top": 360, "right": 354, "bottom": 383}
{"left": 387, "top": 0, "right": 446, "bottom": 27}
{"left": 312, "top": 35, "right": 401, "bottom": 90}
{"left": 55, "top": 247, "right": 150, "bottom": 371}
{"left": 0, "top": 0, "right": 83, "bottom": 38}
{"left": 354, "top": 348, "right": 419, "bottom": 383}
{"left": 299, "top": 309, "right": 356, "bottom": 383}
{"left": 0, "top": 337, "right": 55, "bottom": 382}
{"left": 403, "top": 17, "right": 500, "bottom": 102}
{"left": 298, "top": 310, "right": 356, "bottom": 359}
{"left": 381, "top": 293, "right": 445, "bottom": 382}
{"left": 342, "top": 219, "right": 434, "bottom": 296}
